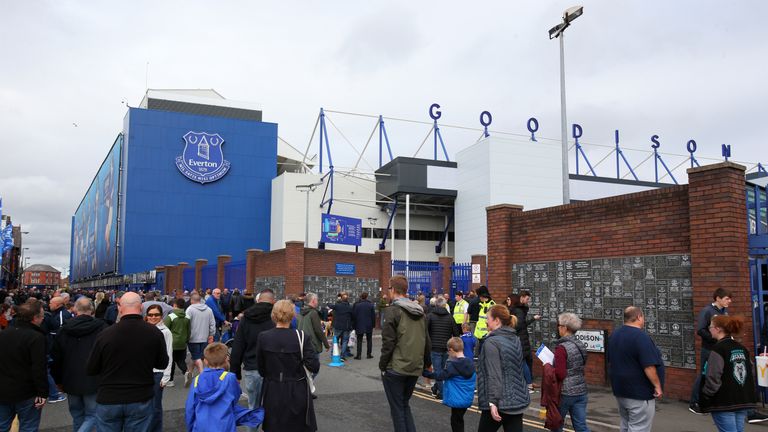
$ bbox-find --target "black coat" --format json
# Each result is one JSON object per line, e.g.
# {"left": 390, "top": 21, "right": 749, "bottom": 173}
{"left": 95, "top": 300, "right": 110, "bottom": 319}
{"left": 510, "top": 305, "right": 535, "bottom": 355}
{"left": 331, "top": 300, "right": 353, "bottom": 331}
{"left": 230, "top": 302, "right": 275, "bottom": 380}
{"left": 0, "top": 321, "right": 48, "bottom": 403}
{"left": 352, "top": 299, "right": 376, "bottom": 333}
{"left": 257, "top": 327, "right": 320, "bottom": 432}
{"left": 427, "top": 307, "right": 460, "bottom": 353}
{"left": 51, "top": 315, "right": 109, "bottom": 395}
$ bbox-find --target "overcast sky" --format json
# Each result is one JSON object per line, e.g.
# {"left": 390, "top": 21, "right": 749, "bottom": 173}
{"left": 1, "top": 1, "right": 766, "bottom": 275}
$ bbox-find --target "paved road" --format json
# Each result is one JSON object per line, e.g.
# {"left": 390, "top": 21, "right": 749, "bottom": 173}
{"left": 39, "top": 334, "right": 556, "bottom": 431}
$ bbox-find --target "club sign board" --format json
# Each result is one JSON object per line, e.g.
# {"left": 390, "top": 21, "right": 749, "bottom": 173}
{"left": 321, "top": 214, "right": 362, "bottom": 246}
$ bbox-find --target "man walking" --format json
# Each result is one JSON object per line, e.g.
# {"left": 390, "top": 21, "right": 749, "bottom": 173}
{"left": 298, "top": 292, "right": 331, "bottom": 359}
{"left": 689, "top": 288, "right": 731, "bottom": 414}
{"left": 230, "top": 289, "right": 276, "bottom": 432}
{"left": 185, "top": 292, "right": 215, "bottom": 378}
{"left": 607, "top": 306, "right": 664, "bottom": 432}
{"left": 164, "top": 298, "right": 191, "bottom": 387}
{"left": 51, "top": 297, "right": 108, "bottom": 432}
{"left": 511, "top": 290, "right": 541, "bottom": 390}
{"left": 0, "top": 299, "right": 48, "bottom": 432}
{"left": 86, "top": 291, "right": 169, "bottom": 431}
{"left": 352, "top": 292, "right": 376, "bottom": 360}
{"left": 44, "top": 295, "right": 71, "bottom": 404}
{"left": 427, "top": 295, "right": 459, "bottom": 399}
{"left": 205, "top": 288, "right": 229, "bottom": 341}
{"left": 332, "top": 292, "right": 354, "bottom": 359}
{"left": 380, "top": 275, "right": 432, "bottom": 432}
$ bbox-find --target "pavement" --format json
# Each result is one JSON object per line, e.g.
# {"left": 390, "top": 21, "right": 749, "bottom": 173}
{"left": 36, "top": 331, "right": 768, "bottom": 431}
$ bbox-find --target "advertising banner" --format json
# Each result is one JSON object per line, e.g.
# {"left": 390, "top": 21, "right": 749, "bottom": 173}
{"left": 321, "top": 214, "right": 362, "bottom": 246}
{"left": 71, "top": 136, "right": 121, "bottom": 281}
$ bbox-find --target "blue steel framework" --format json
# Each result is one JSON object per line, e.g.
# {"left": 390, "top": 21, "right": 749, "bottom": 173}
{"left": 392, "top": 260, "right": 442, "bottom": 297}
{"left": 748, "top": 183, "right": 768, "bottom": 399}
{"left": 614, "top": 130, "right": 638, "bottom": 181}
{"left": 450, "top": 262, "right": 471, "bottom": 297}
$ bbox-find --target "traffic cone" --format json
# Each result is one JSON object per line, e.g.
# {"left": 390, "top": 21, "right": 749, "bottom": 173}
{"left": 328, "top": 335, "right": 344, "bottom": 367}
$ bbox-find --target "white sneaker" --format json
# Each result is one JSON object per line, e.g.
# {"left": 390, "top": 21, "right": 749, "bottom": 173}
{"left": 165, "top": 381, "right": 175, "bottom": 387}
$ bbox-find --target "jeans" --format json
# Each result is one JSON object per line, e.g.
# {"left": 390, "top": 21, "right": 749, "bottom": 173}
{"left": 0, "top": 398, "right": 42, "bottom": 432}
{"left": 48, "top": 368, "right": 62, "bottom": 398}
{"left": 94, "top": 399, "right": 152, "bottom": 432}
{"left": 477, "top": 410, "right": 523, "bottom": 432}
{"left": 150, "top": 372, "right": 163, "bottom": 432}
{"left": 450, "top": 407, "right": 467, "bottom": 432}
{"left": 690, "top": 347, "right": 710, "bottom": 406}
{"left": 712, "top": 409, "right": 749, "bottom": 432}
{"left": 557, "top": 393, "right": 590, "bottom": 432}
{"left": 356, "top": 331, "right": 373, "bottom": 358}
{"left": 382, "top": 371, "right": 418, "bottom": 432}
{"left": 522, "top": 363, "right": 532, "bottom": 386}
{"left": 336, "top": 330, "right": 352, "bottom": 357}
{"left": 243, "top": 369, "right": 264, "bottom": 432}
{"left": 430, "top": 352, "right": 449, "bottom": 397}
{"left": 69, "top": 393, "right": 98, "bottom": 432}
{"left": 169, "top": 349, "right": 188, "bottom": 381}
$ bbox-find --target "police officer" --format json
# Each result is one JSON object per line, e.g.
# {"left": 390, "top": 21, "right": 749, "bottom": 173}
{"left": 473, "top": 286, "right": 496, "bottom": 340}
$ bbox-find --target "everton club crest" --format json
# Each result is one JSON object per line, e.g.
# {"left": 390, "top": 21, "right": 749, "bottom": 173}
{"left": 175, "top": 131, "right": 231, "bottom": 184}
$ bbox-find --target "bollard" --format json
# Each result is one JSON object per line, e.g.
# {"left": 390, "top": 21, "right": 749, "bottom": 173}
{"left": 328, "top": 335, "right": 344, "bottom": 367}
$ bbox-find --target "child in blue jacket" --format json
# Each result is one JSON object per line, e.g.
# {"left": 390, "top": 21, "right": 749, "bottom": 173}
{"left": 460, "top": 323, "right": 477, "bottom": 361}
{"left": 423, "top": 337, "right": 476, "bottom": 432}
{"left": 185, "top": 343, "right": 263, "bottom": 432}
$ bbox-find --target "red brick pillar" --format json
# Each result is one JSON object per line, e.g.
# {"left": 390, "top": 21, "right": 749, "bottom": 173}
{"left": 285, "top": 242, "right": 305, "bottom": 299}
{"left": 194, "top": 259, "right": 207, "bottom": 293}
{"left": 439, "top": 256, "right": 454, "bottom": 295}
{"left": 486, "top": 204, "right": 524, "bottom": 299}
{"left": 245, "top": 249, "right": 263, "bottom": 295}
{"left": 471, "top": 254, "right": 487, "bottom": 294}
{"left": 375, "top": 250, "right": 392, "bottom": 292}
{"left": 217, "top": 255, "right": 232, "bottom": 290}
{"left": 177, "top": 262, "right": 189, "bottom": 297}
{"left": 688, "top": 162, "right": 751, "bottom": 368}
{"left": 164, "top": 265, "right": 177, "bottom": 295}
{"left": 155, "top": 266, "right": 166, "bottom": 294}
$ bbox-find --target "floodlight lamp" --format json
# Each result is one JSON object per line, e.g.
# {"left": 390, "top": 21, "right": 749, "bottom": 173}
{"left": 549, "top": 22, "right": 567, "bottom": 39}
{"left": 563, "top": 6, "right": 583, "bottom": 23}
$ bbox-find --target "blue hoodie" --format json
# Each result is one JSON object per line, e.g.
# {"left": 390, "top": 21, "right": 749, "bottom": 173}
{"left": 423, "top": 356, "right": 476, "bottom": 408}
{"left": 185, "top": 368, "right": 263, "bottom": 432}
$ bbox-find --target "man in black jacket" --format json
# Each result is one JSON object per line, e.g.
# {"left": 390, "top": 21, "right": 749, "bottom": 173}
{"left": 511, "top": 290, "right": 541, "bottom": 389}
{"left": 427, "top": 296, "right": 460, "bottom": 399}
{"left": 52, "top": 297, "right": 108, "bottom": 432}
{"left": 352, "top": 292, "right": 376, "bottom": 360}
{"left": 0, "top": 299, "right": 48, "bottom": 432}
{"left": 332, "top": 292, "right": 354, "bottom": 359}
{"left": 86, "top": 291, "right": 168, "bottom": 431}
{"left": 230, "top": 289, "right": 276, "bottom": 430}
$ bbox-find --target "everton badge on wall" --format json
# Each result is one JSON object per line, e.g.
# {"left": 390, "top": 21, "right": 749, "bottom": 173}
{"left": 175, "top": 131, "right": 231, "bottom": 184}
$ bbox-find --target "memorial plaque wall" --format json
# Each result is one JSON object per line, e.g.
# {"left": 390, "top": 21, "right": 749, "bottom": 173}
{"left": 511, "top": 254, "right": 695, "bottom": 369}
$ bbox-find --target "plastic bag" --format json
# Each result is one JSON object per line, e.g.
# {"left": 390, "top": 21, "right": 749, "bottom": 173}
{"left": 348, "top": 330, "right": 357, "bottom": 348}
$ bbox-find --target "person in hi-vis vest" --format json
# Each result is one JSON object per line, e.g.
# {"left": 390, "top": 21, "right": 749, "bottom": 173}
{"left": 473, "top": 286, "right": 495, "bottom": 340}
{"left": 452, "top": 291, "right": 469, "bottom": 334}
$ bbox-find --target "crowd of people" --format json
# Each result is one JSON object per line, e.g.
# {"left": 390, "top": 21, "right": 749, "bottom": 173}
{"left": 0, "top": 281, "right": 766, "bottom": 432}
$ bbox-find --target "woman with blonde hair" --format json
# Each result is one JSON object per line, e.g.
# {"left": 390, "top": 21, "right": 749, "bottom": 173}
{"left": 256, "top": 299, "right": 319, "bottom": 431}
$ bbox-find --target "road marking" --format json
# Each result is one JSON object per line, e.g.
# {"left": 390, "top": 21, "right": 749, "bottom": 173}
{"left": 411, "top": 389, "right": 574, "bottom": 432}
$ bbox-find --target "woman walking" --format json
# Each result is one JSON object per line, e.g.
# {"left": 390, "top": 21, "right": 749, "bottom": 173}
{"left": 699, "top": 315, "right": 757, "bottom": 432}
{"left": 553, "top": 313, "right": 590, "bottom": 432}
{"left": 145, "top": 304, "right": 173, "bottom": 432}
{"left": 477, "top": 305, "right": 530, "bottom": 432}
{"left": 257, "top": 299, "right": 320, "bottom": 431}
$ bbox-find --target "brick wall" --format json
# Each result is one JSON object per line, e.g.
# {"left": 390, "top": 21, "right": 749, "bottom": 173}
{"left": 487, "top": 162, "right": 751, "bottom": 401}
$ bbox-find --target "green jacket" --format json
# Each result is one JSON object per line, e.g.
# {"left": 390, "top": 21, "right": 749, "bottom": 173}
{"left": 298, "top": 306, "right": 330, "bottom": 353}
{"left": 379, "top": 298, "right": 432, "bottom": 376}
{"left": 164, "top": 308, "right": 191, "bottom": 350}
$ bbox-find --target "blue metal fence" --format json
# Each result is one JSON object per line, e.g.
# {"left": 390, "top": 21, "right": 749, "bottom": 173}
{"left": 392, "top": 260, "right": 442, "bottom": 297}
{"left": 450, "top": 262, "right": 472, "bottom": 297}
{"left": 224, "top": 260, "right": 247, "bottom": 291}
{"left": 201, "top": 263, "right": 217, "bottom": 291}
{"left": 182, "top": 268, "right": 195, "bottom": 291}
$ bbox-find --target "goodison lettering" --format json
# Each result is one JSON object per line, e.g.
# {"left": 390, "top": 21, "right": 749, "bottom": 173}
{"left": 188, "top": 159, "right": 219, "bottom": 168}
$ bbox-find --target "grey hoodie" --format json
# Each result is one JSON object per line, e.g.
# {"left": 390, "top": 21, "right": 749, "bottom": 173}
{"left": 185, "top": 303, "right": 215, "bottom": 343}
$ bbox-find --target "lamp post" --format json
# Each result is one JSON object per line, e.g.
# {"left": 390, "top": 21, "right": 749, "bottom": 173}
{"left": 296, "top": 182, "right": 323, "bottom": 247}
{"left": 549, "top": 5, "right": 584, "bottom": 205}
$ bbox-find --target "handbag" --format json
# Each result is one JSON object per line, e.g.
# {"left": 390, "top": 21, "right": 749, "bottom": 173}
{"left": 296, "top": 330, "right": 316, "bottom": 394}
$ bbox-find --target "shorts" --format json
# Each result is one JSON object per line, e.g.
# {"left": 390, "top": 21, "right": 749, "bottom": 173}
{"left": 188, "top": 342, "right": 207, "bottom": 360}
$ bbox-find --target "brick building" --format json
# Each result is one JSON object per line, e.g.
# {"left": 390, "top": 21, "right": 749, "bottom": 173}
{"left": 23, "top": 264, "right": 61, "bottom": 290}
